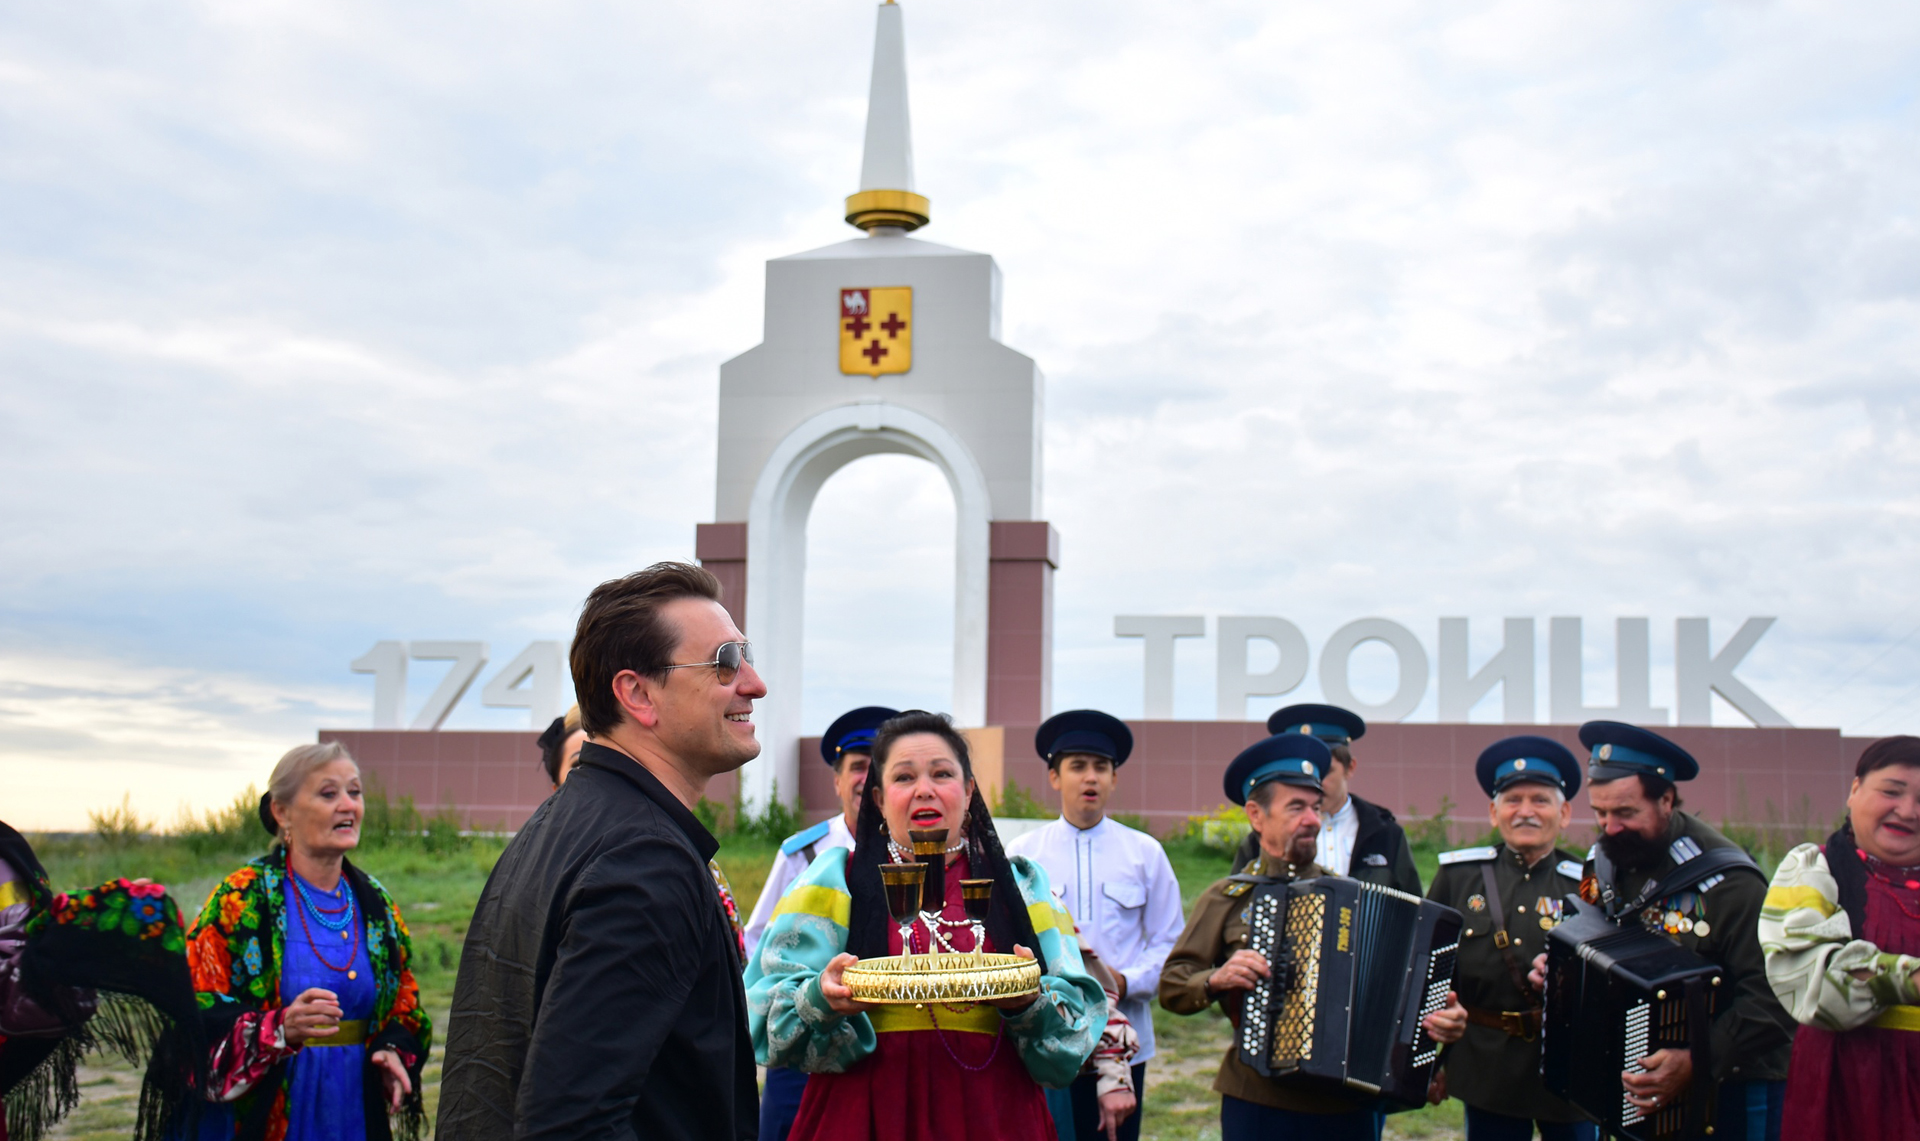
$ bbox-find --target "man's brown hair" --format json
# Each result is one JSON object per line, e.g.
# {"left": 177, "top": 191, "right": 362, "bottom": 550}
{"left": 571, "top": 562, "right": 724, "bottom": 737}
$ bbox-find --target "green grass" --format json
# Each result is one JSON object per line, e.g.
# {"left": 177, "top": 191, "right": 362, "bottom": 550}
{"left": 31, "top": 825, "right": 1464, "bottom": 1140}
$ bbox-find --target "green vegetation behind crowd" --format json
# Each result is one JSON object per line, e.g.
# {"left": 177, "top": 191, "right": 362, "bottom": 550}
{"left": 25, "top": 780, "right": 1809, "bottom": 1140}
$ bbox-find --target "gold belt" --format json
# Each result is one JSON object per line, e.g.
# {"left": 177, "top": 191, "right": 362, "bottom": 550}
{"left": 304, "top": 1019, "right": 368, "bottom": 1047}
{"left": 1870, "top": 1005, "right": 1920, "bottom": 1032}
{"left": 868, "top": 1004, "right": 1001, "bottom": 1036}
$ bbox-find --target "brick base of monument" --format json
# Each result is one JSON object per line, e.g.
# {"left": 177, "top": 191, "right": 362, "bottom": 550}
{"left": 324, "top": 721, "right": 1871, "bottom": 842}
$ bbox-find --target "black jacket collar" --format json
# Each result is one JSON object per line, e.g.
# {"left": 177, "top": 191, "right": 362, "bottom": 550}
{"left": 572, "top": 741, "right": 721, "bottom": 862}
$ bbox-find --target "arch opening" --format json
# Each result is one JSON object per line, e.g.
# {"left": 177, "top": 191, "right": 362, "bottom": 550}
{"left": 802, "top": 453, "right": 956, "bottom": 732}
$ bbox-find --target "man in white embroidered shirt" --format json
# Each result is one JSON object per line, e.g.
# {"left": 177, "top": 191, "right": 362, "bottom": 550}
{"left": 1006, "top": 709, "right": 1184, "bottom": 1141}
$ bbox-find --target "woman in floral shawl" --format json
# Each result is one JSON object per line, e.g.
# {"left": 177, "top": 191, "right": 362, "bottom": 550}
{"left": 186, "top": 744, "right": 430, "bottom": 1141}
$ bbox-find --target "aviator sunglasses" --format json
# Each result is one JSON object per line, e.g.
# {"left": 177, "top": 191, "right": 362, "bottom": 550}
{"left": 658, "top": 640, "right": 754, "bottom": 685}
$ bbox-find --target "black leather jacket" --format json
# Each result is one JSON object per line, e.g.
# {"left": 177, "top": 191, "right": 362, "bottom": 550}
{"left": 436, "top": 743, "right": 758, "bottom": 1141}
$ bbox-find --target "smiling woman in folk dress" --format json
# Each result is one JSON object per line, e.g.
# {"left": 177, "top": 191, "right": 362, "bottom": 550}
{"left": 746, "top": 711, "right": 1102, "bottom": 1141}
{"left": 185, "top": 743, "right": 430, "bottom": 1141}
{"left": 1762, "top": 735, "right": 1920, "bottom": 1140}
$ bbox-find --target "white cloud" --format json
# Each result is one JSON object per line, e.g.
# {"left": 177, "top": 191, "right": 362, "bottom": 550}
{"left": 3, "top": 0, "right": 1919, "bottom": 825}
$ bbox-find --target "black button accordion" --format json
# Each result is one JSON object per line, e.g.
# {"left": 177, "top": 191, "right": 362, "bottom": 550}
{"left": 1234, "top": 877, "right": 1463, "bottom": 1108}
{"left": 1542, "top": 898, "right": 1723, "bottom": 1140}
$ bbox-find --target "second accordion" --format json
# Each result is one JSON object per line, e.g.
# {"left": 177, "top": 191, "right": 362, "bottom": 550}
{"left": 1542, "top": 898, "right": 1723, "bottom": 1140}
{"left": 1235, "top": 876, "right": 1463, "bottom": 1108}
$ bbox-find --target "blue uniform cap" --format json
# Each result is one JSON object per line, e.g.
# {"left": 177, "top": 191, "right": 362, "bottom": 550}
{"left": 819, "top": 706, "right": 900, "bottom": 766}
{"left": 1577, "top": 720, "right": 1699, "bottom": 784}
{"left": 1223, "top": 734, "right": 1333, "bottom": 806}
{"left": 1265, "top": 703, "right": 1367, "bottom": 746}
{"left": 1034, "top": 709, "right": 1134, "bottom": 768}
{"left": 1475, "top": 735, "right": 1581, "bottom": 799}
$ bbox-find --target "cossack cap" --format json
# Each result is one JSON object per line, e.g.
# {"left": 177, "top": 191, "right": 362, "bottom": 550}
{"left": 1265, "top": 703, "right": 1366, "bottom": 746}
{"left": 1224, "top": 734, "right": 1333, "bottom": 805}
{"left": 1034, "top": 710, "right": 1134, "bottom": 768}
{"left": 1475, "top": 735, "right": 1582, "bottom": 799}
{"left": 820, "top": 706, "right": 901, "bottom": 766}
{"left": 1578, "top": 720, "right": 1699, "bottom": 784}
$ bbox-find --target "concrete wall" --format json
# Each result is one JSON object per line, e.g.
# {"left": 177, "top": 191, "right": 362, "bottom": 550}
{"left": 331, "top": 721, "right": 1871, "bottom": 843}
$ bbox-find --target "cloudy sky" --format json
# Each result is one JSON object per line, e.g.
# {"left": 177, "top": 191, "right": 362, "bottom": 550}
{"left": 3, "top": 0, "right": 1917, "bottom": 828}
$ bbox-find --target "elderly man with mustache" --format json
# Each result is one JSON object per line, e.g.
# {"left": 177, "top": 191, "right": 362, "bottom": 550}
{"left": 1424, "top": 737, "right": 1593, "bottom": 1141}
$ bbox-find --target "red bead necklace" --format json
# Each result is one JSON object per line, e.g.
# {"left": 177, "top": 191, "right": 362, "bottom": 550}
{"left": 1859, "top": 849, "right": 1920, "bottom": 922}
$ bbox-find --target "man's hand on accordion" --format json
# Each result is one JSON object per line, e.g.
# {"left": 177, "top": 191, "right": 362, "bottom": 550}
{"left": 1528, "top": 952, "right": 1547, "bottom": 992}
{"left": 1621, "top": 1047, "right": 1691, "bottom": 1112}
{"left": 1205, "top": 949, "right": 1270, "bottom": 996}
{"left": 1419, "top": 990, "right": 1467, "bottom": 1045}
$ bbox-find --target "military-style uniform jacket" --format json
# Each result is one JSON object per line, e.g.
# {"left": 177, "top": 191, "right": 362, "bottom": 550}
{"left": 1159, "top": 854, "right": 1367, "bottom": 1115}
{"left": 1581, "top": 811, "right": 1796, "bottom": 1084}
{"left": 1230, "top": 794, "right": 1421, "bottom": 897}
{"left": 1426, "top": 842, "right": 1584, "bottom": 1122}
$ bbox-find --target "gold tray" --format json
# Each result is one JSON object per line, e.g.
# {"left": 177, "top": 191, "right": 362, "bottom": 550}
{"left": 842, "top": 952, "right": 1042, "bottom": 1004}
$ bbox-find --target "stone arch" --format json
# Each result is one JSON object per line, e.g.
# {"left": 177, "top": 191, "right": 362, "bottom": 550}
{"left": 739, "top": 402, "right": 991, "bottom": 810}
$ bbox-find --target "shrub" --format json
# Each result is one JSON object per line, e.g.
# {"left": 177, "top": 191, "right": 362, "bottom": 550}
{"left": 993, "top": 779, "right": 1050, "bottom": 820}
{"left": 171, "top": 786, "right": 264, "bottom": 856}
{"left": 89, "top": 794, "right": 154, "bottom": 848}
{"left": 1178, "top": 804, "right": 1251, "bottom": 852}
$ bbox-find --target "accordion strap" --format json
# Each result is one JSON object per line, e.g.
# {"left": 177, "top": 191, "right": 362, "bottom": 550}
{"left": 1479, "top": 861, "right": 1538, "bottom": 1000}
{"left": 1599, "top": 844, "right": 1761, "bottom": 923}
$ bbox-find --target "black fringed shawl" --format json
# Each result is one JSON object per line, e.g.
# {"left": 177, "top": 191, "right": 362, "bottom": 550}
{"left": 0, "top": 822, "right": 204, "bottom": 1141}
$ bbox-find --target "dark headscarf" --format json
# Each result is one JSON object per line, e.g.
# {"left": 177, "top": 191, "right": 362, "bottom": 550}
{"left": 843, "top": 712, "right": 1046, "bottom": 973}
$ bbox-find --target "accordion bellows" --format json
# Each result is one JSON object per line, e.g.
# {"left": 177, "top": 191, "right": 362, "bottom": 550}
{"left": 1542, "top": 899, "right": 1723, "bottom": 1140}
{"left": 1236, "top": 877, "right": 1463, "bottom": 1108}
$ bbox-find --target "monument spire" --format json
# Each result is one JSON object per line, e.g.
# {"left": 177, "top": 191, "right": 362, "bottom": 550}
{"left": 845, "top": 0, "right": 931, "bottom": 232}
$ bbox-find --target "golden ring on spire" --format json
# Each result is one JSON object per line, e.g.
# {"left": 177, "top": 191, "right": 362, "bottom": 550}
{"left": 846, "top": 189, "right": 930, "bottom": 232}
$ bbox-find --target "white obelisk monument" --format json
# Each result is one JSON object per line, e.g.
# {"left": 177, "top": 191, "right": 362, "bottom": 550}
{"left": 700, "top": 1, "right": 1056, "bottom": 813}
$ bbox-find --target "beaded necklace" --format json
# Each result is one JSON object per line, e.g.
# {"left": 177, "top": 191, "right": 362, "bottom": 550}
{"left": 291, "top": 871, "right": 362, "bottom": 980}
{"left": 1860, "top": 850, "right": 1920, "bottom": 922}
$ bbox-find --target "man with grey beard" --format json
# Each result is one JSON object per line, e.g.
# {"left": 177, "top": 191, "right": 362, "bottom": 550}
{"left": 1426, "top": 736, "right": 1592, "bottom": 1140}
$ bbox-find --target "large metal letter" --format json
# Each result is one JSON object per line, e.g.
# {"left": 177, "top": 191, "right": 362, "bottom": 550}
{"left": 481, "top": 641, "right": 572, "bottom": 728}
{"left": 1216, "top": 618, "right": 1309, "bottom": 721}
{"left": 1320, "top": 618, "right": 1430, "bottom": 723}
{"left": 350, "top": 641, "right": 408, "bottom": 729}
{"left": 1115, "top": 616, "right": 1205, "bottom": 719}
{"left": 1548, "top": 618, "right": 1668, "bottom": 724}
{"left": 1676, "top": 618, "right": 1789, "bottom": 728}
{"left": 1438, "top": 618, "right": 1535, "bottom": 722}
{"left": 408, "top": 642, "right": 489, "bottom": 731}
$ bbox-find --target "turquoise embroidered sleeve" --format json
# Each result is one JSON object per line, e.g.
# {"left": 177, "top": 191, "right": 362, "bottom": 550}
{"left": 1002, "top": 855, "right": 1104, "bottom": 1088}
{"left": 743, "top": 848, "right": 877, "bottom": 1072}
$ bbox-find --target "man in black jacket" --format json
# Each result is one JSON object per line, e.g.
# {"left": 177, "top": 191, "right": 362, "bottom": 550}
{"left": 437, "top": 562, "right": 766, "bottom": 1141}
{"left": 1230, "top": 703, "right": 1421, "bottom": 895}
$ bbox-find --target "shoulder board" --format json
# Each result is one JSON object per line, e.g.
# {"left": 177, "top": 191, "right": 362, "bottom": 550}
{"left": 1558, "top": 859, "right": 1584, "bottom": 880}
{"left": 1669, "top": 835, "right": 1704, "bottom": 864}
{"left": 1587, "top": 843, "right": 1600, "bottom": 860}
{"left": 1223, "top": 881, "right": 1251, "bottom": 897}
{"left": 1437, "top": 846, "right": 1498, "bottom": 866}
{"left": 779, "top": 820, "right": 833, "bottom": 857}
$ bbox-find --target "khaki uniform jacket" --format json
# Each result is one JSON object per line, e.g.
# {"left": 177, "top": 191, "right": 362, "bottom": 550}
{"left": 1426, "top": 842, "right": 1584, "bottom": 1122}
{"left": 1158, "top": 855, "right": 1368, "bottom": 1114}
{"left": 1583, "top": 811, "right": 1795, "bottom": 1084}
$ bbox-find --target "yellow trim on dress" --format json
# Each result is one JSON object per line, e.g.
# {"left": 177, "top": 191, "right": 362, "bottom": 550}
{"left": 868, "top": 1003, "right": 1002, "bottom": 1035}
{"left": 1763, "top": 885, "right": 1837, "bottom": 917}
{"left": 1869, "top": 1005, "right": 1920, "bottom": 1032}
{"left": 772, "top": 885, "right": 852, "bottom": 928}
{"left": 0, "top": 880, "right": 28, "bottom": 910}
